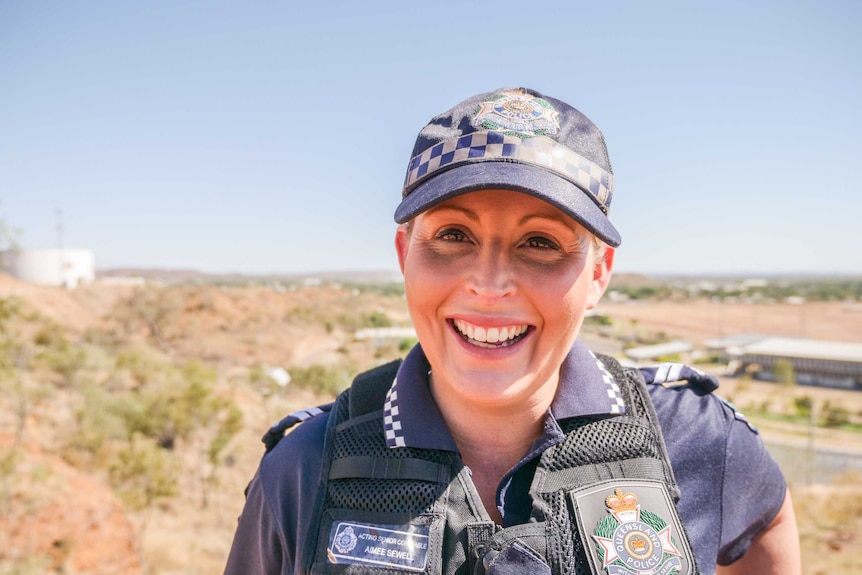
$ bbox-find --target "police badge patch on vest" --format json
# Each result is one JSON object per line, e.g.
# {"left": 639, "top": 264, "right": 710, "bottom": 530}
{"left": 571, "top": 480, "right": 697, "bottom": 575}
{"left": 327, "top": 521, "right": 431, "bottom": 572}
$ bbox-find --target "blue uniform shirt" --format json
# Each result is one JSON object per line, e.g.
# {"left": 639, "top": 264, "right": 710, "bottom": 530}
{"left": 224, "top": 342, "right": 786, "bottom": 575}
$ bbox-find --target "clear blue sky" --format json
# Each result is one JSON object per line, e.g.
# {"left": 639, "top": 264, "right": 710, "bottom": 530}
{"left": 1, "top": 1, "right": 860, "bottom": 276}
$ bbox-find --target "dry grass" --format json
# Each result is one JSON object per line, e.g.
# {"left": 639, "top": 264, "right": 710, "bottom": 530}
{"left": 792, "top": 473, "right": 862, "bottom": 574}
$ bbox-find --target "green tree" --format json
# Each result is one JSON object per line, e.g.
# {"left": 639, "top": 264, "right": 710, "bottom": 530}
{"left": 108, "top": 434, "right": 178, "bottom": 511}
{"left": 108, "top": 433, "right": 178, "bottom": 568}
{"left": 364, "top": 310, "right": 392, "bottom": 328}
{"left": 793, "top": 395, "right": 813, "bottom": 418}
{"left": 33, "top": 324, "right": 87, "bottom": 387}
{"left": 773, "top": 359, "right": 796, "bottom": 386}
{"left": 822, "top": 401, "right": 850, "bottom": 428}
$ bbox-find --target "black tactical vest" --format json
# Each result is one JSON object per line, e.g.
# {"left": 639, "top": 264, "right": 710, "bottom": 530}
{"left": 282, "top": 355, "right": 700, "bottom": 575}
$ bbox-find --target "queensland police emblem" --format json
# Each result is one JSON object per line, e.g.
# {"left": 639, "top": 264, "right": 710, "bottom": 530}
{"left": 473, "top": 91, "right": 560, "bottom": 138}
{"left": 592, "top": 489, "right": 683, "bottom": 575}
{"left": 333, "top": 525, "right": 358, "bottom": 554}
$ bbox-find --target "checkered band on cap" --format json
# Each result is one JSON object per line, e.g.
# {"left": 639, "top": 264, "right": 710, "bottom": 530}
{"left": 403, "top": 130, "right": 614, "bottom": 212}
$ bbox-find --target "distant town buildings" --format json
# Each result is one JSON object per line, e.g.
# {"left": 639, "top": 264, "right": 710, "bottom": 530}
{"left": 354, "top": 327, "right": 417, "bottom": 342}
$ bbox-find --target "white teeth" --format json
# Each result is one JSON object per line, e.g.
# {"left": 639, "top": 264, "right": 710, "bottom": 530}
{"left": 453, "top": 319, "right": 529, "bottom": 346}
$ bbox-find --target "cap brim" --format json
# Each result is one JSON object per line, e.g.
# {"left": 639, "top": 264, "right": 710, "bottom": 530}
{"left": 394, "top": 162, "right": 621, "bottom": 247}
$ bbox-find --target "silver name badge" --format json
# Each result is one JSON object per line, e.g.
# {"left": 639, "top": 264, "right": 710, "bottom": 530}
{"left": 327, "top": 521, "right": 430, "bottom": 572}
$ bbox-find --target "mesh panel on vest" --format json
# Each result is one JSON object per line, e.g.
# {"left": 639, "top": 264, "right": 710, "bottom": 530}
{"left": 327, "top": 477, "right": 440, "bottom": 514}
{"left": 544, "top": 491, "right": 592, "bottom": 575}
{"left": 327, "top": 408, "right": 453, "bottom": 516}
{"left": 332, "top": 418, "right": 452, "bottom": 463}
{"left": 548, "top": 417, "right": 661, "bottom": 470}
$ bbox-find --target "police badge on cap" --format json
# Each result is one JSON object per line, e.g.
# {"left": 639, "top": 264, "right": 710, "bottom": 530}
{"left": 473, "top": 91, "right": 560, "bottom": 138}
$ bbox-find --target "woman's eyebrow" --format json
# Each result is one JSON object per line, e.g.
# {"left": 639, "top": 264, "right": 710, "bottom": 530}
{"left": 424, "top": 205, "right": 479, "bottom": 222}
{"left": 518, "top": 213, "right": 575, "bottom": 228}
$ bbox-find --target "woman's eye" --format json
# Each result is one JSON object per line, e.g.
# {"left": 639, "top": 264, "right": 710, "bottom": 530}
{"left": 436, "top": 228, "right": 467, "bottom": 242}
{"left": 525, "top": 236, "right": 560, "bottom": 250}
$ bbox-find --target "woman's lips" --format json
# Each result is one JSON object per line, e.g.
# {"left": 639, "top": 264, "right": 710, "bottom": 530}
{"left": 451, "top": 318, "right": 531, "bottom": 348}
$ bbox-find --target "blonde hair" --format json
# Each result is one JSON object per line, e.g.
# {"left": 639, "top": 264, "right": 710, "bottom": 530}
{"left": 592, "top": 236, "right": 608, "bottom": 265}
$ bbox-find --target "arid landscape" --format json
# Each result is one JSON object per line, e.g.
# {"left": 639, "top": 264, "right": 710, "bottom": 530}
{"left": 0, "top": 272, "right": 860, "bottom": 574}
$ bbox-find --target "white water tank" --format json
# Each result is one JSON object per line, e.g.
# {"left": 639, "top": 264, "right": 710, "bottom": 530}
{"left": 3, "top": 249, "right": 95, "bottom": 288}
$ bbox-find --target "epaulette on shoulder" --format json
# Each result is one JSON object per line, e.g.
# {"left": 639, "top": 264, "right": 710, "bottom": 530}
{"left": 638, "top": 363, "right": 719, "bottom": 393}
{"left": 261, "top": 403, "right": 334, "bottom": 452}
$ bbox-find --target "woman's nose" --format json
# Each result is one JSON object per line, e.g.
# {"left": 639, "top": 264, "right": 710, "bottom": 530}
{"left": 465, "top": 246, "right": 516, "bottom": 300}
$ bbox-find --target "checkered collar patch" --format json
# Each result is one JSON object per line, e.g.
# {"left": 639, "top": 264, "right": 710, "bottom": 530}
{"left": 381, "top": 345, "right": 459, "bottom": 452}
{"left": 382, "top": 378, "right": 406, "bottom": 448}
{"left": 403, "top": 130, "right": 613, "bottom": 211}
{"left": 548, "top": 342, "right": 627, "bottom": 419}
{"left": 589, "top": 351, "right": 626, "bottom": 415}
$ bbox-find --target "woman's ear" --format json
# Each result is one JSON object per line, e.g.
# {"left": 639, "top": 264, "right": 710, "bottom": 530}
{"left": 395, "top": 225, "right": 410, "bottom": 274}
{"left": 587, "top": 246, "right": 614, "bottom": 309}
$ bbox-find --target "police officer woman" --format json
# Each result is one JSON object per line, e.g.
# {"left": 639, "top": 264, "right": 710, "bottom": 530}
{"left": 224, "top": 88, "right": 801, "bottom": 575}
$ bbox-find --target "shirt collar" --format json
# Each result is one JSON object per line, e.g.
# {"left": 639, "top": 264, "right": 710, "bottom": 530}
{"left": 383, "top": 340, "right": 627, "bottom": 451}
{"left": 551, "top": 340, "right": 627, "bottom": 419}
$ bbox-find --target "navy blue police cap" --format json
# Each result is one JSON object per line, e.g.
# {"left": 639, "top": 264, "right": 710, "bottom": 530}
{"left": 394, "top": 87, "right": 621, "bottom": 247}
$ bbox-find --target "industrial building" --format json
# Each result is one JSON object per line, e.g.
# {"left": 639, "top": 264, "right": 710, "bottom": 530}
{"left": 728, "top": 337, "right": 862, "bottom": 390}
{"left": 704, "top": 333, "right": 770, "bottom": 362}
{"left": 2, "top": 249, "right": 95, "bottom": 289}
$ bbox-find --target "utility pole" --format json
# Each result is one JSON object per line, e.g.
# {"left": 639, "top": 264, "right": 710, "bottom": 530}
{"left": 56, "top": 208, "right": 65, "bottom": 287}
{"left": 806, "top": 402, "right": 816, "bottom": 485}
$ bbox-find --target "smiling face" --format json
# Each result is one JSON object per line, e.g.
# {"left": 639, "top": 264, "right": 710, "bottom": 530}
{"left": 395, "top": 189, "right": 614, "bottom": 414}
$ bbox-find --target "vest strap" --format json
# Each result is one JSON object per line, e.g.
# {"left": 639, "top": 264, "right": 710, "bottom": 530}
{"left": 538, "top": 457, "right": 667, "bottom": 493}
{"left": 467, "top": 521, "right": 496, "bottom": 575}
{"left": 329, "top": 455, "right": 451, "bottom": 484}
